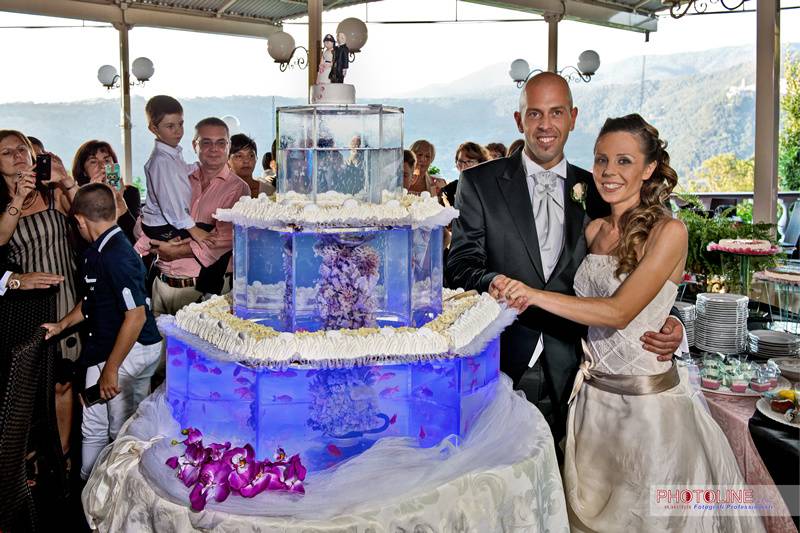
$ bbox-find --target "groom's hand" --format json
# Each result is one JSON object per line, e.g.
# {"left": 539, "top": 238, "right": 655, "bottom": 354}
{"left": 489, "top": 275, "right": 511, "bottom": 300}
{"left": 641, "top": 317, "right": 684, "bottom": 361}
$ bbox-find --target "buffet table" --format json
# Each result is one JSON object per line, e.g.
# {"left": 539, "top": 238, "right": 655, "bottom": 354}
{"left": 703, "top": 392, "right": 799, "bottom": 532}
{"left": 82, "top": 378, "right": 570, "bottom": 533}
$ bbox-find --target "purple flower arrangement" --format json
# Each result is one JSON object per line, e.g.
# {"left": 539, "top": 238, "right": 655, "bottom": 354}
{"left": 314, "top": 235, "right": 380, "bottom": 330}
{"left": 307, "top": 368, "right": 380, "bottom": 437}
{"left": 166, "top": 428, "right": 306, "bottom": 511}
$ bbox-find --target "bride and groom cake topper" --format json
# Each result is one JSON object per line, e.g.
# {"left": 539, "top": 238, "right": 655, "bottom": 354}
{"left": 317, "top": 32, "right": 350, "bottom": 85}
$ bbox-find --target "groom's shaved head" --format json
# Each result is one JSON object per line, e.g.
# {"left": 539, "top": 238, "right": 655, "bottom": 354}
{"left": 518, "top": 72, "right": 574, "bottom": 113}
{"left": 514, "top": 71, "right": 578, "bottom": 169}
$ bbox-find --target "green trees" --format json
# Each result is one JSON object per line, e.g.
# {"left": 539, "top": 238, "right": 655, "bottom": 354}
{"left": 780, "top": 53, "right": 800, "bottom": 191}
{"left": 684, "top": 153, "right": 754, "bottom": 192}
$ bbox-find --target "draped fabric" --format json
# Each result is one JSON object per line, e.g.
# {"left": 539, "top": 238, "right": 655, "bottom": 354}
{"left": 83, "top": 377, "right": 571, "bottom": 532}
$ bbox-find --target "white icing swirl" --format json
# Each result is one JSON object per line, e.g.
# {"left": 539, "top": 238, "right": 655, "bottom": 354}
{"left": 214, "top": 190, "right": 458, "bottom": 230}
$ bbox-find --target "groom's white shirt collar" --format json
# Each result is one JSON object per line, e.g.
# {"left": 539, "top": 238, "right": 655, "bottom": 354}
{"left": 521, "top": 150, "right": 568, "bottom": 181}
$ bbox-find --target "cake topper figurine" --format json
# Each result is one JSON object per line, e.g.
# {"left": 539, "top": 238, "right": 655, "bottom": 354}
{"left": 329, "top": 32, "right": 350, "bottom": 83}
{"left": 317, "top": 34, "right": 335, "bottom": 85}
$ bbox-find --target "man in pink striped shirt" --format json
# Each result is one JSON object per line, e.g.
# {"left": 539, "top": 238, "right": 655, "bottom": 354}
{"left": 148, "top": 117, "right": 249, "bottom": 316}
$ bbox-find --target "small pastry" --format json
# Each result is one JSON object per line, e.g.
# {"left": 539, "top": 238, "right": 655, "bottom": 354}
{"left": 701, "top": 377, "right": 721, "bottom": 390}
{"left": 771, "top": 398, "right": 795, "bottom": 414}
{"left": 750, "top": 380, "right": 771, "bottom": 393}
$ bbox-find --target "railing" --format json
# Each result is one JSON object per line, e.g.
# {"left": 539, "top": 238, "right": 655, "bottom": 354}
{"left": 673, "top": 191, "right": 800, "bottom": 236}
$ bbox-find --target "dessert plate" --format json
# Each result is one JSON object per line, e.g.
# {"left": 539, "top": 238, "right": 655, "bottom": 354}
{"left": 756, "top": 397, "right": 800, "bottom": 428}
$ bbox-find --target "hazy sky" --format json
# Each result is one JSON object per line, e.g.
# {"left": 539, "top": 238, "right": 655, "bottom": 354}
{"left": 0, "top": 0, "right": 798, "bottom": 103}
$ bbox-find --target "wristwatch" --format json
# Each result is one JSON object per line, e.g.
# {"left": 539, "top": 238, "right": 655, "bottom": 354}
{"left": 7, "top": 276, "right": 21, "bottom": 290}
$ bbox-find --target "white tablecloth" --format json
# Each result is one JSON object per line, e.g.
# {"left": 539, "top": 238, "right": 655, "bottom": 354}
{"left": 83, "top": 377, "right": 568, "bottom": 532}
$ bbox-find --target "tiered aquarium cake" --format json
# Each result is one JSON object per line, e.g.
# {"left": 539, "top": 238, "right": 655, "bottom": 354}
{"left": 159, "top": 104, "right": 514, "bottom": 471}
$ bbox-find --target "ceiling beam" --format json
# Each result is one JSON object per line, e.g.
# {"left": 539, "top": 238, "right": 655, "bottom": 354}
{"left": 463, "top": 0, "right": 658, "bottom": 33}
{"left": 0, "top": 0, "right": 281, "bottom": 39}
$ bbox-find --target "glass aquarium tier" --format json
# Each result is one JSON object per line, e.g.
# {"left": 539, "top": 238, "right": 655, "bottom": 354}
{"left": 165, "top": 331, "right": 500, "bottom": 472}
{"left": 277, "top": 105, "right": 403, "bottom": 203}
{"left": 232, "top": 225, "right": 443, "bottom": 331}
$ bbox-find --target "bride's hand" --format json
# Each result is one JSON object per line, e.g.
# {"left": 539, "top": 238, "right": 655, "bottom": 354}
{"left": 489, "top": 274, "right": 511, "bottom": 300}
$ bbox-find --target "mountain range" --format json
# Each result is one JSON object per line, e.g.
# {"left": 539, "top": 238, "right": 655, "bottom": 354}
{"left": 0, "top": 43, "right": 797, "bottom": 185}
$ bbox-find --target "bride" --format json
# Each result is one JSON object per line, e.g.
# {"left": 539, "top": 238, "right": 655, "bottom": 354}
{"left": 492, "top": 114, "right": 764, "bottom": 532}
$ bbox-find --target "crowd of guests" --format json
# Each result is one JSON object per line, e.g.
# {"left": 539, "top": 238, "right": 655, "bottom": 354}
{"left": 0, "top": 90, "right": 514, "bottom": 527}
{"left": 0, "top": 94, "right": 284, "bottom": 528}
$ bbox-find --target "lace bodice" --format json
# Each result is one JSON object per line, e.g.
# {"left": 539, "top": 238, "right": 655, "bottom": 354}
{"left": 573, "top": 254, "right": 677, "bottom": 376}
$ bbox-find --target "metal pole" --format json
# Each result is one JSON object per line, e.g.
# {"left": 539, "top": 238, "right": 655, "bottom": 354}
{"left": 115, "top": 22, "right": 134, "bottom": 185}
{"left": 308, "top": 0, "right": 322, "bottom": 101}
{"left": 753, "top": 0, "right": 780, "bottom": 225}
{"left": 544, "top": 13, "right": 561, "bottom": 73}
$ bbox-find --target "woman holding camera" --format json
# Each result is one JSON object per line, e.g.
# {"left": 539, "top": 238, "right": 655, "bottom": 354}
{"left": 0, "top": 129, "right": 79, "bottom": 457}
{"left": 72, "top": 140, "right": 141, "bottom": 243}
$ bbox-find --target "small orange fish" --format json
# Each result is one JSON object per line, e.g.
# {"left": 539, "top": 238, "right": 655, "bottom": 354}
{"left": 419, "top": 426, "right": 426, "bottom": 439}
{"left": 389, "top": 414, "right": 397, "bottom": 425}
{"left": 327, "top": 444, "right": 342, "bottom": 457}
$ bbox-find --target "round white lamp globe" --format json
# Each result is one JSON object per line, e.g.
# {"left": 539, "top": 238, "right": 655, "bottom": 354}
{"left": 577, "top": 50, "right": 600, "bottom": 76}
{"left": 267, "top": 31, "right": 296, "bottom": 63}
{"left": 97, "top": 65, "right": 118, "bottom": 87}
{"left": 132, "top": 57, "right": 155, "bottom": 82}
{"left": 509, "top": 59, "right": 530, "bottom": 83}
{"left": 335, "top": 17, "right": 368, "bottom": 52}
{"left": 222, "top": 115, "right": 241, "bottom": 135}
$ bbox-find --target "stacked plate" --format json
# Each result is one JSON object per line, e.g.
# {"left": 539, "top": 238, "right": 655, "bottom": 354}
{"left": 748, "top": 330, "right": 800, "bottom": 358}
{"left": 674, "top": 301, "right": 696, "bottom": 347}
{"left": 695, "top": 293, "right": 749, "bottom": 355}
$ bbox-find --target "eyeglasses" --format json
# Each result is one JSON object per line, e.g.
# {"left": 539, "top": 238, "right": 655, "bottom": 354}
{"left": 198, "top": 139, "right": 229, "bottom": 151}
{"left": 456, "top": 158, "right": 479, "bottom": 167}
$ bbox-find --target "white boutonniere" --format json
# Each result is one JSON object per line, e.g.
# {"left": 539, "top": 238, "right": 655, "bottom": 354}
{"left": 570, "top": 182, "right": 587, "bottom": 209}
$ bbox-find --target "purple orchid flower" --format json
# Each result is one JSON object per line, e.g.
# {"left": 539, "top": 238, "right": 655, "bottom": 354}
{"left": 285, "top": 453, "right": 307, "bottom": 482}
{"left": 238, "top": 461, "right": 287, "bottom": 498}
{"left": 166, "top": 441, "right": 208, "bottom": 487}
{"left": 222, "top": 444, "right": 257, "bottom": 491}
{"left": 189, "top": 461, "right": 233, "bottom": 511}
{"left": 205, "top": 441, "right": 231, "bottom": 462}
{"left": 180, "top": 427, "right": 203, "bottom": 445}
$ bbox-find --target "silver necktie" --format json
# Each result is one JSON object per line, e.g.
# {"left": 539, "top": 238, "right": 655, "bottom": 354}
{"left": 532, "top": 170, "right": 564, "bottom": 279}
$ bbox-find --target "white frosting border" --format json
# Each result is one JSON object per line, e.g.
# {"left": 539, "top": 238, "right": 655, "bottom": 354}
{"left": 215, "top": 190, "right": 458, "bottom": 230}
{"left": 160, "top": 290, "right": 513, "bottom": 368}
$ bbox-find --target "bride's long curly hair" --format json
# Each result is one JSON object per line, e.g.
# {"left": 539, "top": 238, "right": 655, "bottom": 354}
{"left": 595, "top": 114, "right": 678, "bottom": 278}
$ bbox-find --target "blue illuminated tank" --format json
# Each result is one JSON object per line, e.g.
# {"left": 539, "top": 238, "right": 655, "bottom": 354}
{"left": 162, "top": 105, "right": 504, "bottom": 471}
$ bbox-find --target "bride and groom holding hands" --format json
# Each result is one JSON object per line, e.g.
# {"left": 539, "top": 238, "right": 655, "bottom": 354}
{"left": 447, "top": 72, "right": 763, "bottom": 531}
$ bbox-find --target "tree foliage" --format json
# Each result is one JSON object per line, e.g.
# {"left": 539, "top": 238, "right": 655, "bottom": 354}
{"left": 780, "top": 52, "right": 800, "bottom": 191}
{"left": 684, "top": 153, "right": 754, "bottom": 192}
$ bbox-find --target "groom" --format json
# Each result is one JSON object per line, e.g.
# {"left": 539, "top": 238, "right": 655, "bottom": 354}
{"left": 447, "top": 73, "right": 684, "bottom": 444}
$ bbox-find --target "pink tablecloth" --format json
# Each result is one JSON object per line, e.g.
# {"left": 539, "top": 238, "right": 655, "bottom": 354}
{"left": 703, "top": 391, "right": 798, "bottom": 533}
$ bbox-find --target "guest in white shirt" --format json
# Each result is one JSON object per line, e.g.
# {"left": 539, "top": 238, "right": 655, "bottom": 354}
{"left": 137, "top": 95, "right": 206, "bottom": 249}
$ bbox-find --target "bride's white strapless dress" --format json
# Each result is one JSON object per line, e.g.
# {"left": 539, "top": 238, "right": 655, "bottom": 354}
{"left": 564, "top": 254, "right": 765, "bottom": 532}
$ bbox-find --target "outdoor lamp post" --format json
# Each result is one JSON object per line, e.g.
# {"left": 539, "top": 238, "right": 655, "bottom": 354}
{"left": 509, "top": 50, "right": 600, "bottom": 87}
{"left": 96, "top": 56, "right": 154, "bottom": 89}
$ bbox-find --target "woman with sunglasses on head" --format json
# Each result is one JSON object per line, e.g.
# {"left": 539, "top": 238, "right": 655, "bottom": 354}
{"left": 0, "top": 129, "right": 80, "bottom": 460}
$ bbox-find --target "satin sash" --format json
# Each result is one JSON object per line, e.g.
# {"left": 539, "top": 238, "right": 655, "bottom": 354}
{"left": 568, "top": 339, "right": 680, "bottom": 404}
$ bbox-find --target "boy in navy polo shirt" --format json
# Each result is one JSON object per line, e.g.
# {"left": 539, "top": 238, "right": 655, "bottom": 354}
{"left": 44, "top": 183, "right": 162, "bottom": 480}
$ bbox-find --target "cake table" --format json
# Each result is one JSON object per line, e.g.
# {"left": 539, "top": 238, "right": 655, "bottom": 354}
{"left": 82, "top": 378, "right": 569, "bottom": 533}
